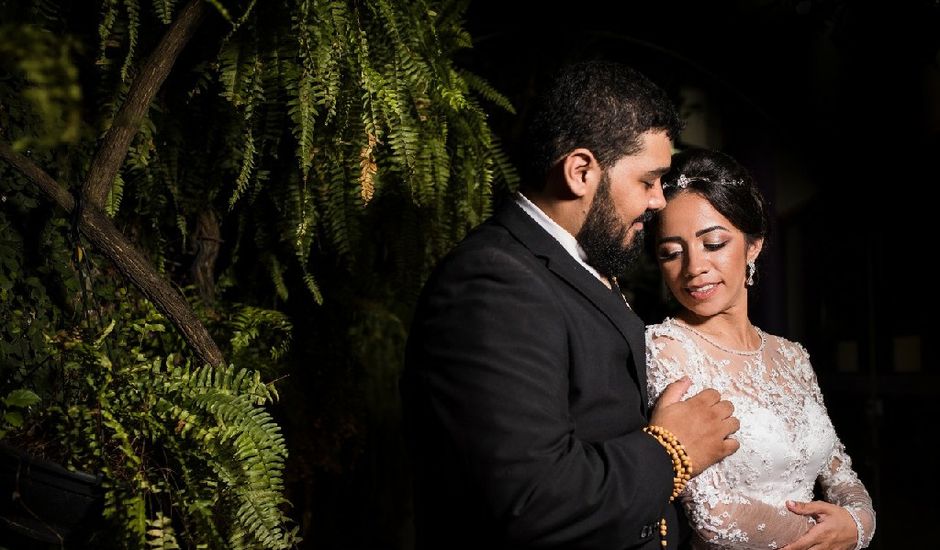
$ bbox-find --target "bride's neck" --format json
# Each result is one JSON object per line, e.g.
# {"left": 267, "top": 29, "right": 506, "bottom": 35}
{"left": 676, "top": 310, "right": 757, "bottom": 349}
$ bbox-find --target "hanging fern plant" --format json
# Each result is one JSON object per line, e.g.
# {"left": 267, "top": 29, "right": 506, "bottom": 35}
{"left": 157, "top": 0, "right": 518, "bottom": 303}
{"left": 75, "top": 0, "right": 518, "bottom": 312}
{"left": 1, "top": 0, "right": 514, "bottom": 547}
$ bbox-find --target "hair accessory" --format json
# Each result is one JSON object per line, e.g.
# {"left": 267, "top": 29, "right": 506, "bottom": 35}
{"left": 674, "top": 174, "right": 694, "bottom": 189}
{"left": 671, "top": 174, "right": 744, "bottom": 190}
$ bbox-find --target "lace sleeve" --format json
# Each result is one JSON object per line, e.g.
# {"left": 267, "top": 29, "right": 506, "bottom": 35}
{"left": 802, "top": 348, "right": 876, "bottom": 549}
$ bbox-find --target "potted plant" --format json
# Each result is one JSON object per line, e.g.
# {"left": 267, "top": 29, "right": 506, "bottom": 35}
{"left": 0, "top": 442, "right": 103, "bottom": 547}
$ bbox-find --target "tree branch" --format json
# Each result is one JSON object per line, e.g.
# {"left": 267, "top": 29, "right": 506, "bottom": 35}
{"left": 82, "top": 0, "right": 208, "bottom": 207}
{"left": 0, "top": 142, "right": 225, "bottom": 367}
{"left": 0, "top": 143, "right": 75, "bottom": 211}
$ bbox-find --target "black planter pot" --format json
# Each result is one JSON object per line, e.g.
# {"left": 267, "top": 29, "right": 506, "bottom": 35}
{"left": 0, "top": 444, "right": 103, "bottom": 549}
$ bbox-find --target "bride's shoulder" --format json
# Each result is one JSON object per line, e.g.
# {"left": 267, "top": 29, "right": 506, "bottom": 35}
{"left": 645, "top": 317, "right": 693, "bottom": 348}
{"left": 761, "top": 329, "right": 812, "bottom": 361}
{"left": 645, "top": 317, "right": 686, "bottom": 339}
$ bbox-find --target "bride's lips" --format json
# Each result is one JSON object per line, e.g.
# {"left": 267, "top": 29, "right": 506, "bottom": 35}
{"left": 685, "top": 283, "right": 720, "bottom": 301}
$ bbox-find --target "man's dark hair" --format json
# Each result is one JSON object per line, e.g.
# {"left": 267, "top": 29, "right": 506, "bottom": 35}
{"left": 522, "top": 60, "right": 682, "bottom": 188}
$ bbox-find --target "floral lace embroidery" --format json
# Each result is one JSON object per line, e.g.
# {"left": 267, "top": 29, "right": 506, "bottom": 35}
{"left": 646, "top": 318, "right": 875, "bottom": 549}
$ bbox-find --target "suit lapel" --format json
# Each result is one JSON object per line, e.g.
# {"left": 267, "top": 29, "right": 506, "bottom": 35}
{"left": 496, "top": 201, "right": 650, "bottom": 411}
{"left": 611, "top": 280, "right": 650, "bottom": 413}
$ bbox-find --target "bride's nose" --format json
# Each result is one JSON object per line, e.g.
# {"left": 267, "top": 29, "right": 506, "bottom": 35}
{"left": 684, "top": 247, "right": 709, "bottom": 278}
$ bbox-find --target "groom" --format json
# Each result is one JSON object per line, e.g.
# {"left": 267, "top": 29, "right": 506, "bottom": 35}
{"left": 401, "top": 61, "right": 740, "bottom": 549}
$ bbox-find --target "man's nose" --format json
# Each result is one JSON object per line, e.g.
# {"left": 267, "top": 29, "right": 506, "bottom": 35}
{"left": 649, "top": 183, "right": 666, "bottom": 211}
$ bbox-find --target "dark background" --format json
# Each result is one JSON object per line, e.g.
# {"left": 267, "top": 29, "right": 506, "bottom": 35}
{"left": 310, "top": 1, "right": 937, "bottom": 548}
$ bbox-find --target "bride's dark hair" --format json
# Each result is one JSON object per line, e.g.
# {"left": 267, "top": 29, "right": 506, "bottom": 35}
{"left": 657, "top": 148, "right": 770, "bottom": 247}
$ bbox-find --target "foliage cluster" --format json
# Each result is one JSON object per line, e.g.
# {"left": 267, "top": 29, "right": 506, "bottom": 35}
{"left": 1, "top": 0, "right": 514, "bottom": 547}
{"left": 1, "top": 178, "right": 297, "bottom": 547}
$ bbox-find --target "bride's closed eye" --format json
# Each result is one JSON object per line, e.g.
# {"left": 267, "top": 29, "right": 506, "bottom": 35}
{"left": 704, "top": 241, "right": 728, "bottom": 251}
{"left": 657, "top": 246, "right": 682, "bottom": 261}
{"left": 658, "top": 240, "right": 728, "bottom": 261}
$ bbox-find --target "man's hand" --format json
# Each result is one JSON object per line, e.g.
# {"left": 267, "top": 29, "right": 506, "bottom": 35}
{"left": 649, "top": 377, "right": 739, "bottom": 476}
{"left": 780, "top": 500, "right": 858, "bottom": 550}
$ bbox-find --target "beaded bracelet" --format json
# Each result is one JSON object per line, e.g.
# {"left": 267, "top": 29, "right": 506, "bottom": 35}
{"left": 643, "top": 425, "right": 693, "bottom": 547}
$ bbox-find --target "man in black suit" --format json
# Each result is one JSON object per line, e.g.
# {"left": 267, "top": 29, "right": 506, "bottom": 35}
{"left": 401, "top": 61, "right": 740, "bottom": 549}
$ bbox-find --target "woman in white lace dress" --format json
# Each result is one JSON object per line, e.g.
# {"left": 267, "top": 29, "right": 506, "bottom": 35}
{"left": 645, "top": 149, "right": 875, "bottom": 550}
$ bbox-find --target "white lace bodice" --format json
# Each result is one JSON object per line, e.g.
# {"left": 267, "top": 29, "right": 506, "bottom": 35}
{"left": 646, "top": 318, "right": 875, "bottom": 550}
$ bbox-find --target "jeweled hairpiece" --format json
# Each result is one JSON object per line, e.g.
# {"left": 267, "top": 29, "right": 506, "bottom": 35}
{"left": 670, "top": 174, "right": 744, "bottom": 189}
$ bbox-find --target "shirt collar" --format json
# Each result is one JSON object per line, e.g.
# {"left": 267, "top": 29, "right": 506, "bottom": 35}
{"left": 514, "top": 191, "right": 605, "bottom": 283}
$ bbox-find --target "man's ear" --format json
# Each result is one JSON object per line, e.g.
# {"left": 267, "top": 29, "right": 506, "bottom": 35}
{"left": 561, "top": 148, "right": 599, "bottom": 198}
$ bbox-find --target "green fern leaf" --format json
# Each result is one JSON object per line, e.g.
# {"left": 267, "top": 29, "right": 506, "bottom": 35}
{"left": 150, "top": 0, "right": 176, "bottom": 25}
{"left": 121, "top": 0, "right": 141, "bottom": 82}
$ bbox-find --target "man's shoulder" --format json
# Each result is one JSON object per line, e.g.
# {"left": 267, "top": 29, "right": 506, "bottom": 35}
{"left": 438, "top": 204, "right": 540, "bottom": 268}
{"left": 434, "top": 220, "right": 541, "bottom": 281}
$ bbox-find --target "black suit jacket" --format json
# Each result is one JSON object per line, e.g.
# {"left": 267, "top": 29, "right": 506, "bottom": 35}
{"left": 401, "top": 200, "right": 681, "bottom": 549}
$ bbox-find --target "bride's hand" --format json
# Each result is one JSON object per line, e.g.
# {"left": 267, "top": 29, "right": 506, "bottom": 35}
{"left": 780, "top": 500, "right": 858, "bottom": 550}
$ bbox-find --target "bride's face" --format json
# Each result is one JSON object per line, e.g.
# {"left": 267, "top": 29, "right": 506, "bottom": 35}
{"left": 654, "top": 191, "right": 761, "bottom": 319}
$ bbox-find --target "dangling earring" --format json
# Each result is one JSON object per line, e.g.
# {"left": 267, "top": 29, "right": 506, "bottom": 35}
{"left": 746, "top": 260, "right": 756, "bottom": 287}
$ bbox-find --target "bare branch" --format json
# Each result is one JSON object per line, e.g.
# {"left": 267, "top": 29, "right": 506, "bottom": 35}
{"left": 0, "top": 143, "right": 75, "bottom": 211}
{"left": 0, "top": 142, "right": 225, "bottom": 367}
{"left": 83, "top": 0, "right": 208, "bottom": 207}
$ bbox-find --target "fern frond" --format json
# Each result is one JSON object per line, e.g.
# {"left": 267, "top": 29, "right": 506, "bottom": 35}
{"left": 286, "top": 58, "right": 317, "bottom": 179}
{"left": 487, "top": 133, "right": 519, "bottom": 191}
{"left": 105, "top": 171, "right": 125, "bottom": 216}
{"left": 230, "top": 128, "right": 256, "bottom": 209}
{"left": 150, "top": 0, "right": 176, "bottom": 25}
{"left": 290, "top": 176, "right": 318, "bottom": 264}
{"left": 31, "top": 0, "right": 64, "bottom": 25}
{"left": 266, "top": 256, "right": 289, "bottom": 301}
{"left": 321, "top": 156, "right": 354, "bottom": 260}
{"left": 205, "top": 0, "right": 233, "bottom": 22}
{"left": 175, "top": 213, "right": 187, "bottom": 249}
{"left": 218, "top": 41, "right": 247, "bottom": 105}
{"left": 228, "top": 305, "right": 292, "bottom": 359}
{"left": 145, "top": 512, "right": 181, "bottom": 549}
{"left": 98, "top": 0, "right": 120, "bottom": 63}
{"left": 302, "top": 271, "right": 323, "bottom": 305}
{"left": 147, "top": 360, "right": 292, "bottom": 548}
{"left": 233, "top": 0, "right": 258, "bottom": 32}
{"left": 458, "top": 70, "right": 516, "bottom": 114}
{"left": 103, "top": 486, "right": 148, "bottom": 548}
{"left": 359, "top": 132, "right": 378, "bottom": 203}
{"left": 121, "top": 0, "right": 141, "bottom": 81}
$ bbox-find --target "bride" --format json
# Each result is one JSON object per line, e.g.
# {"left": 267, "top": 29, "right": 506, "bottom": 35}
{"left": 645, "top": 148, "right": 875, "bottom": 550}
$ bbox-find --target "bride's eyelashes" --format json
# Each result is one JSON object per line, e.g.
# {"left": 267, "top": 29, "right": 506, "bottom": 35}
{"left": 657, "top": 240, "right": 729, "bottom": 262}
{"left": 657, "top": 247, "right": 681, "bottom": 261}
{"left": 704, "top": 241, "right": 728, "bottom": 251}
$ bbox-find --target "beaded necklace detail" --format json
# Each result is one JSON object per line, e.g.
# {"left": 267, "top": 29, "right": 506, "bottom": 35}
{"left": 672, "top": 318, "right": 766, "bottom": 356}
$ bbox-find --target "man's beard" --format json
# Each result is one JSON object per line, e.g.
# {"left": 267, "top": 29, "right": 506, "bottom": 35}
{"left": 576, "top": 172, "right": 648, "bottom": 279}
